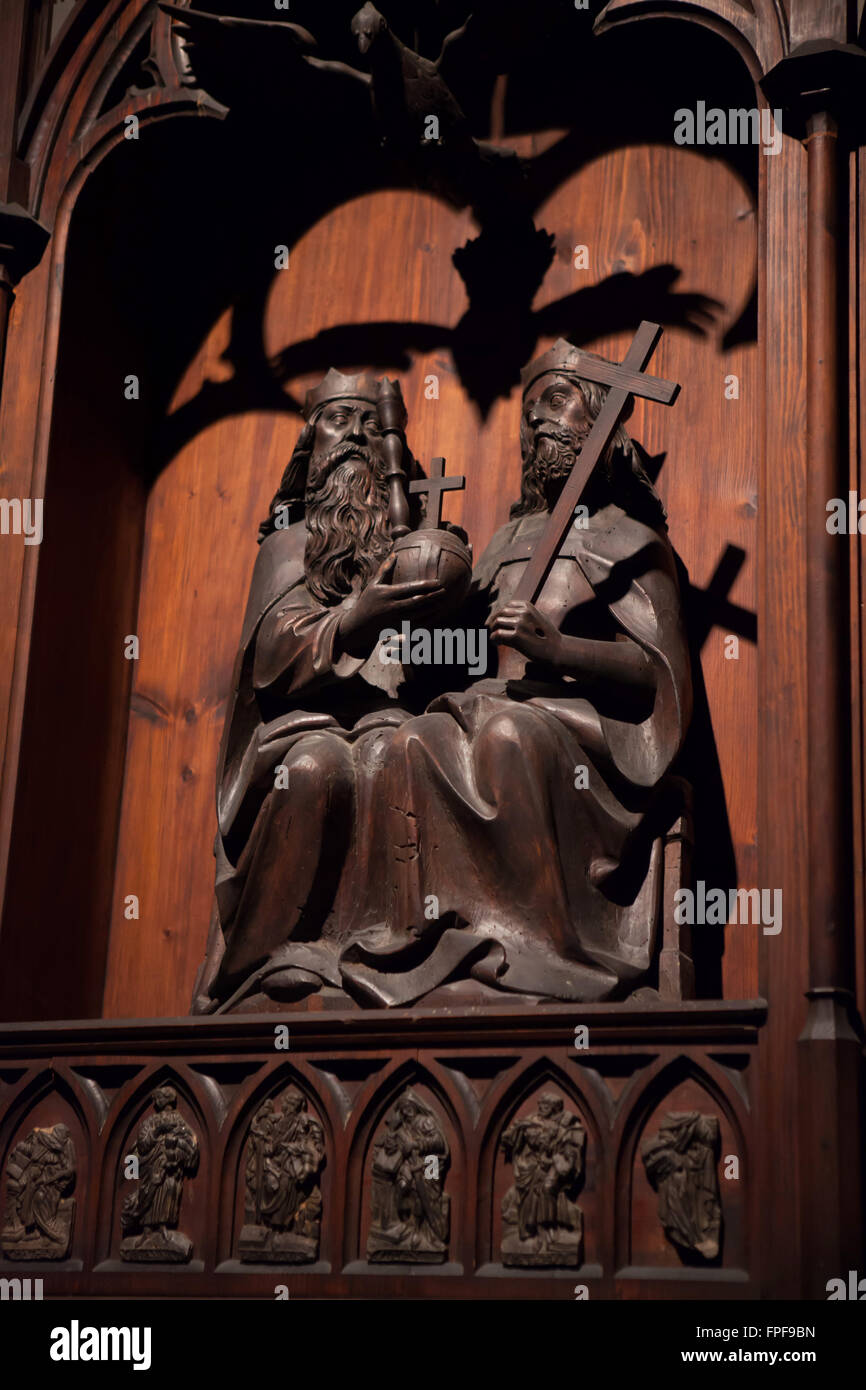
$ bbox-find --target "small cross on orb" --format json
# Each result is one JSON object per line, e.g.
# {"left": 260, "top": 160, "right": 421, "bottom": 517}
{"left": 409, "top": 457, "right": 465, "bottom": 529}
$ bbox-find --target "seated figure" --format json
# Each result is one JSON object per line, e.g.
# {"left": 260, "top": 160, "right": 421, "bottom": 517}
{"left": 192, "top": 346, "right": 692, "bottom": 1013}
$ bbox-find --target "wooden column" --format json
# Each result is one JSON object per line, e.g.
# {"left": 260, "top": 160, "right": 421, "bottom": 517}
{"left": 764, "top": 45, "right": 866, "bottom": 1297}
{"left": 0, "top": 0, "right": 50, "bottom": 417}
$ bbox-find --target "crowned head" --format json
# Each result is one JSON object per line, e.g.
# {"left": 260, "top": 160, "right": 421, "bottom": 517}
{"left": 512, "top": 340, "right": 664, "bottom": 529}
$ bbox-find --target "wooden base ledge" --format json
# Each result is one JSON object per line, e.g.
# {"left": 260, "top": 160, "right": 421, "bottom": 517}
{"left": 0, "top": 1001, "right": 766, "bottom": 1299}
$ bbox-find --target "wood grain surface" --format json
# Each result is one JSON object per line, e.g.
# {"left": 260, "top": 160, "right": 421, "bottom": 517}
{"left": 97, "top": 142, "right": 759, "bottom": 1017}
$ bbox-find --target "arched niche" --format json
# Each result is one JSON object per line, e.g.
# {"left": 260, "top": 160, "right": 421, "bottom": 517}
{"left": 0, "top": 1068, "right": 93, "bottom": 1269}
{"left": 478, "top": 1058, "right": 606, "bottom": 1275}
{"left": 345, "top": 1060, "right": 467, "bottom": 1272}
{"left": 618, "top": 1056, "right": 749, "bottom": 1274}
{"left": 219, "top": 1061, "right": 335, "bottom": 1272}
{"left": 1, "top": 0, "right": 766, "bottom": 1028}
{"left": 95, "top": 1063, "right": 210, "bottom": 1269}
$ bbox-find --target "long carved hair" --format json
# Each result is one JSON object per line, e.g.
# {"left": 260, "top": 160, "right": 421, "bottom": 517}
{"left": 511, "top": 377, "right": 667, "bottom": 531}
{"left": 258, "top": 421, "right": 316, "bottom": 542}
{"left": 258, "top": 426, "right": 394, "bottom": 605}
{"left": 303, "top": 451, "right": 392, "bottom": 605}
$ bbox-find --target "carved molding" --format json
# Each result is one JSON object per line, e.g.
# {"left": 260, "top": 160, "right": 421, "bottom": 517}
{"left": 594, "top": 0, "right": 788, "bottom": 79}
{"left": 0, "top": 1017, "right": 761, "bottom": 1291}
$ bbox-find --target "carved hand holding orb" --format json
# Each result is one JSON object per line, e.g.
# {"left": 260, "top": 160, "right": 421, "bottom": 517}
{"left": 1, "top": 1124, "right": 76, "bottom": 1261}
{"left": 191, "top": 335, "right": 691, "bottom": 1015}
{"left": 641, "top": 1111, "right": 722, "bottom": 1261}
{"left": 120, "top": 1086, "right": 199, "bottom": 1264}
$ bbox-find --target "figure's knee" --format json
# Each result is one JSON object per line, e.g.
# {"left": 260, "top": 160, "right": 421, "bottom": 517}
{"left": 280, "top": 733, "right": 352, "bottom": 788}
{"left": 477, "top": 706, "right": 540, "bottom": 759}
{"left": 385, "top": 713, "right": 451, "bottom": 761}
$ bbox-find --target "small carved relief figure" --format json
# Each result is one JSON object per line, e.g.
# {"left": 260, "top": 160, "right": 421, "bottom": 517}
{"left": 500, "top": 1092, "right": 585, "bottom": 1266}
{"left": 367, "top": 1089, "right": 449, "bottom": 1263}
{"left": 120, "top": 1086, "right": 199, "bottom": 1263}
{"left": 1, "top": 1124, "right": 76, "bottom": 1261}
{"left": 240, "top": 1087, "right": 325, "bottom": 1263}
{"left": 641, "top": 1110, "right": 722, "bottom": 1261}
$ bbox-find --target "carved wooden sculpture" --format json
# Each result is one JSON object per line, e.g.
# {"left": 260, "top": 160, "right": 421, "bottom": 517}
{"left": 120, "top": 1086, "right": 199, "bottom": 1263}
{"left": 367, "top": 1089, "right": 450, "bottom": 1263}
{"left": 1, "top": 1124, "right": 75, "bottom": 1261}
{"left": 240, "top": 1088, "right": 325, "bottom": 1264}
{"left": 192, "top": 343, "right": 691, "bottom": 1012}
{"left": 500, "top": 1093, "right": 585, "bottom": 1267}
{"left": 641, "top": 1111, "right": 722, "bottom": 1261}
{"left": 161, "top": 3, "right": 480, "bottom": 170}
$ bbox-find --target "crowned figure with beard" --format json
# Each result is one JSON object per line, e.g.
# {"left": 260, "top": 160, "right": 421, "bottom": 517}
{"left": 193, "top": 347, "right": 691, "bottom": 1013}
{"left": 192, "top": 369, "right": 456, "bottom": 1013}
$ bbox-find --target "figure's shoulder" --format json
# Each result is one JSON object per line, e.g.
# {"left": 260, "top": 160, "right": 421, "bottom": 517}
{"left": 585, "top": 504, "right": 666, "bottom": 554}
{"left": 472, "top": 515, "right": 529, "bottom": 588}
{"left": 241, "top": 522, "right": 307, "bottom": 646}
{"left": 577, "top": 505, "right": 676, "bottom": 579}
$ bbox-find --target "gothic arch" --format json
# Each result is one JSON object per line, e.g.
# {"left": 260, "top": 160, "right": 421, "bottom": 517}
{"left": 594, "top": 0, "right": 787, "bottom": 80}
{"left": 0, "top": 1065, "right": 95, "bottom": 1266}
{"left": 217, "top": 1058, "right": 336, "bottom": 1269}
{"left": 475, "top": 1055, "right": 608, "bottom": 1271}
{"left": 343, "top": 1057, "right": 469, "bottom": 1271}
{"left": 95, "top": 1061, "right": 212, "bottom": 1267}
{"left": 611, "top": 1052, "right": 750, "bottom": 1271}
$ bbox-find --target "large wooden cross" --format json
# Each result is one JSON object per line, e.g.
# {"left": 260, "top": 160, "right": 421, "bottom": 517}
{"left": 514, "top": 321, "right": 679, "bottom": 603}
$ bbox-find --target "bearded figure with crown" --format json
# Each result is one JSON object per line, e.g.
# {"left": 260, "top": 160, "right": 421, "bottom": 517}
{"left": 191, "top": 345, "right": 692, "bottom": 1013}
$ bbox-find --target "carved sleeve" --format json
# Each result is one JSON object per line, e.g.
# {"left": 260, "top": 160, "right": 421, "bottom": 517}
{"left": 252, "top": 593, "right": 364, "bottom": 699}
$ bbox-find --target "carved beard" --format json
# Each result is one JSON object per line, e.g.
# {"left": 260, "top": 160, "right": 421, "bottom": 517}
{"left": 526, "top": 424, "right": 590, "bottom": 502}
{"left": 514, "top": 423, "right": 615, "bottom": 516}
{"left": 303, "top": 445, "right": 391, "bottom": 605}
{"left": 533, "top": 427, "right": 584, "bottom": 485}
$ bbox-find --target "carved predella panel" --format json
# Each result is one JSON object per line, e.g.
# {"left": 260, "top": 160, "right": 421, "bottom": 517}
{"left": 362, "top": 1086, "right": 455, "bottom": 1265}
{"left": 492, "top": 1083, "right": 593, "bottom": 1269}
{"left": 631, "top": 1077, "right": 744, "bottom": 1269}
{"left": 115, "top": 1084, "right": 201, "bottom": 1265}
{"left": 238, "top": 1085, "right": 326, "bottom": 1265}
{"left": 1, "top": 1120, "right": 77, "bottom": 1263}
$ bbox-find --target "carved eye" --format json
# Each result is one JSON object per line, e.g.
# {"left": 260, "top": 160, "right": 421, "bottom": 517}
{"left": 550, "top": 392, "right": 566, "bottom": 407}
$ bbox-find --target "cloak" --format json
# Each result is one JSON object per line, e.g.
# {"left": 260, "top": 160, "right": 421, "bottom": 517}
{"left": 193, "top": 503, "right": 692, "bottom": 1011}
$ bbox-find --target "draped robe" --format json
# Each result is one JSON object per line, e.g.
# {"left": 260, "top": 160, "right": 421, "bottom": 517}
{"left": 192, "top": 501, "right": 691, "bottom": 1012}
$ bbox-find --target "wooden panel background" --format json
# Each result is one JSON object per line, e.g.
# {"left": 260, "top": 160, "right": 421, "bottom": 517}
{"left": 102, "top": 141, "right": 758, "bottom": 1018}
